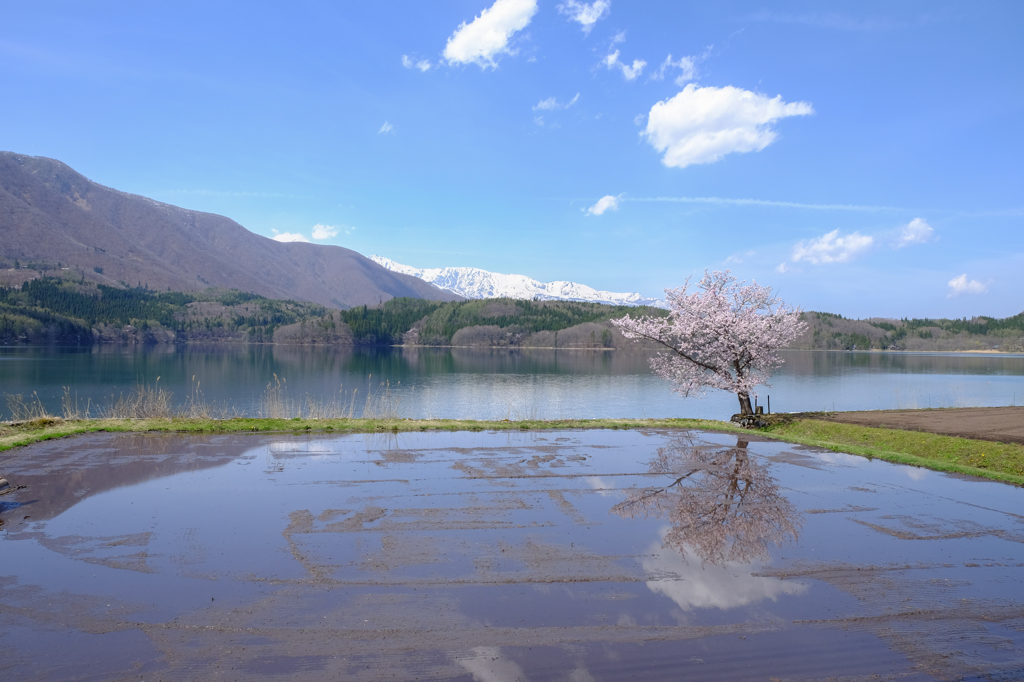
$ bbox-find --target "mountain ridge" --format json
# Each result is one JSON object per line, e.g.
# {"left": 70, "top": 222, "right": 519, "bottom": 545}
{"left": 0, "top": 152, "right": 461, "bottom": 309}
{"left": 370, "top": 255, "right": 667, "bottom": 308}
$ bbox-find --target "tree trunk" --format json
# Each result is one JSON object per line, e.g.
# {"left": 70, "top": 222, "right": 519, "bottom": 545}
{"left": 737, "top": 392, "right": 753, "bottom": 415}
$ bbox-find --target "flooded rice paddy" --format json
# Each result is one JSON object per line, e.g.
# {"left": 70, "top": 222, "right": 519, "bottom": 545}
{"left": 1, "top": 429, "right": 1023, "bottom": 680}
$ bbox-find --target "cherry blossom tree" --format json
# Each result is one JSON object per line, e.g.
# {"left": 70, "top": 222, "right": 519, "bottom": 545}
{"left": 612, "top": 270, "right": 805, "bottom": 416}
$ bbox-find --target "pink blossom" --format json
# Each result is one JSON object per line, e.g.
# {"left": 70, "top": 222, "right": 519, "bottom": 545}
{"left": 612, "top": 270, "right": 805, "bottom": 415}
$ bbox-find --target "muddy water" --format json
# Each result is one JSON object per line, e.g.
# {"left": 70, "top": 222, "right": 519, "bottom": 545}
{"left": 1, "top": 430, "right": 1023, "bottom": 681}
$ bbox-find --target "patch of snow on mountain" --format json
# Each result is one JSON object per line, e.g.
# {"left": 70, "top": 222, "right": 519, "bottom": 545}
{"left": 371, "top": 256, "right": 666, "bottom": 308}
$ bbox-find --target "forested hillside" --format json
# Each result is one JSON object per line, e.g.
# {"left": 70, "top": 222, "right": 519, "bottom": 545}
{"left": 2, "top": 276, "right": 1021, "bottom": 352}
{"left": 340, "top": 298, "right": 667, "bottom": 347}
{"left": 0, "top": 277, "right": 327, "bottom": 345}
{"left": 792, "top": 311, "right": 1024, "bottom": 352}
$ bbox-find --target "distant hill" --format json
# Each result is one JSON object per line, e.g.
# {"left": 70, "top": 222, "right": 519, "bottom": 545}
{"left": 2, "top": 275, "right": 1021, "bottom": 352}
{"left": 0, "top": 277, "right": 666, "bottom": 348}
{"left": 791, "top": 311, "right": 1024, "bottom": 352}
{"left": 0, "top": 152, "right": 461, "bottom": 309}
{"left": 370, "top": 255, "right": 667, "bottom": 308}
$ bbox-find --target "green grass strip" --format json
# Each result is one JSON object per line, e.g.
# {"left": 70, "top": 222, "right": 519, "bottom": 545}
{"left": 3, "top": 416, "right": 1022, "bottom": 487}
{"left": 763, "top": 419, "right": 1024, "bottom": 486}
{"left": 0, "top": 416, "right": 749, "bottom": 453}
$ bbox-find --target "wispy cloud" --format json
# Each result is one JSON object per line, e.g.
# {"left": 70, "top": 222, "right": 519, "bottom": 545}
{"left": 603, "top": 49, "right": 646, "bottom": 80}
{"left": 533, "top": 93, "right": 579, "bottom": 111}
{"left": 725, "top": 250, "right": 756, "bottom": 264}
{"left": 557, "top": 0, "right": 611, "bottom": 34}
{"left": 896, "top": 217, "right": 935, "bottom": 247}
{"left": 651, "top": 54, "right": 698, "bottom": 85}
{"left": 791, "top": 229, "right": 874, "bottom": 264}
{"left": 444, "top": 0, "right": 538, "bottom": 69}
{"left": 586, "top": 194, "right": 620, "bottom": 215}
{"left": 311, "top": 224, "right": 338, "bottom": 239}
{"left": 401, "top": 54, "right": 432, "bottom": 72}
{"left": 271, "top": 230, "right": 310, "bottom": 243}
{"left": 625, "top": 196, "right": 898, "bottom": 211}
{"left": 776, "top": 218, "right": 938, "bottom": 273}
{"left": 378, "top": 121, "right": 394, "bottom": 134}
{"left": 947, "top": 274, "right": 988, "bottom": 297}
{"left": 643, "top": 84, "right": 813, "bottom": 168}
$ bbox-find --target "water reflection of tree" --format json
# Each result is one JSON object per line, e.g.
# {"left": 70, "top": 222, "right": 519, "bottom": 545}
{"left": 612, "top": 435, "right": 802, "bottom": 565}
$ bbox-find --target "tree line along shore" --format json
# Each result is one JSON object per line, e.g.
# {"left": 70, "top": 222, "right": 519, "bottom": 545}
{"left": 1, "top": 276, "right": 1022, "bottom": 352}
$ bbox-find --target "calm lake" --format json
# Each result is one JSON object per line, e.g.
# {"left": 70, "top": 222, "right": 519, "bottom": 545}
{"left": 1, "top": 345, "right": 1023, "bottom": 420}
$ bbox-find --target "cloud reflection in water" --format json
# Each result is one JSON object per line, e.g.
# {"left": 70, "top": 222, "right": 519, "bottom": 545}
{"left": 614, "top": 434, "right": 806, "bottom": 610}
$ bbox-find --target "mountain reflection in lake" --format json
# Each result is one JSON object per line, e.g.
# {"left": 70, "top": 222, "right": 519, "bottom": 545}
{"left": 2, "top": 346, "right": 1023, "bottom": 420}
{"left": 612, "top": 435, "right": 803, "bottom": 565}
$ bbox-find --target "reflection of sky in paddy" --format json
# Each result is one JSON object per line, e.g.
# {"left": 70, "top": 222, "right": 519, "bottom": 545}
{"left": 643, "top": 530, "right": 808, "bottom": 613}
{"left": 1, "top": 429, "right": 1023, "bottom": 680}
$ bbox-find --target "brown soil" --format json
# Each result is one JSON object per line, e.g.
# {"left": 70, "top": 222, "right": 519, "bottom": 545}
{"left": 814, "top": 406, "right": 1024, "bottom": 445}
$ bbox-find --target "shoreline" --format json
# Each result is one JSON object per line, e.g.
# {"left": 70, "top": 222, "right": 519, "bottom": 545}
{"left": 3, "top": 342, "right": 1023, "bottom": 355}
{"left": 2, "top": 410, "right": 1022, "bottom": 487}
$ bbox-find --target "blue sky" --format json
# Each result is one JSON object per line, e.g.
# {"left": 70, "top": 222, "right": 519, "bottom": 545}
{"left": 3, "top": 1, "right": 1022, "bottom": 318}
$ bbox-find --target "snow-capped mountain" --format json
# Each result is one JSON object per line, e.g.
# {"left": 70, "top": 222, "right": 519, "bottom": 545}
{"left": 370, "top": 256, "right": 666, "bottom": 308}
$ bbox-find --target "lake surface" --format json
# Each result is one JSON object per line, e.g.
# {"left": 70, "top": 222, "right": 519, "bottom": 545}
{"left": 1, "top": 345, "right": 1023, "bottom": 420}
{"left": 1, "top": 429, "right": 1022, "bottom": 680}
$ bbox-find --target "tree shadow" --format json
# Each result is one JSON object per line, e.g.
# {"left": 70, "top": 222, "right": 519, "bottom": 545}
{"left": 612, "top": 434, "right": 803, "bottom": 565}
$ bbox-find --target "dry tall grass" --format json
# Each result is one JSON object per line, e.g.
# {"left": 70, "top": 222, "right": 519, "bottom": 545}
{"left": 61, "top": 387, "right": 91, "bottom": 419}
{"left": 98, "top": 378, "right": 175, "bottom": 419}
{"left": 4, "top": 392, "right": 52, "bottom": 421}
{"left": 4, "top": 374, "right": 402, "bottom": 422}
{"left": 259, "top": 373, "right": 401, "bottom": 420}
{"left": 361, "top": 379, "right": 402, "bottom": 420}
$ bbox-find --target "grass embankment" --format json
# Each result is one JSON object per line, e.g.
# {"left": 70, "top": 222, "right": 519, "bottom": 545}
{"left": 0, "top": 416, "right": 744, "bottom": 452}
{"left": 762, "top": 417, "right": 1024, "bottom": 486}
{"left": 2, "top": 415, "right": 1022, "bottom": 487}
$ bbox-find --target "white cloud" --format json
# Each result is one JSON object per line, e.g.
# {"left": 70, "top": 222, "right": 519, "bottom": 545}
{"left": 533, "top": 115, "right": 544, "bottom": 126}
{"left": 402, "top": 54, "right": 432, "bottom": 72}
{"left": 311, "top": 224, "right": 339, "bottom": 240}
{"left": 775, "top": 262, "right": 791, "bottom": 273}
{"left": 379, "top": 121, "right": 394, "bottom": 134}
{"left": 456, "top": 647, "right": 529, "bottom": 682}
{"left": 643, "top": 532, "right": 807, "bottom": 612}
{"left": 532, "top": 92, "right": 579, "bottom": 111}
{"left": 643, "top": 84, "right": 813, "bottom": 168}
{"left": 603, "top": 49, "right": 646, "bottom": 80}
{"left": 652, "top": 54, "right": 697, "bottom": 85}
{"left": 897, "top": 217, "right": 935, "bottom": 247}
{"left": 443, "top": 0, "right": 538, "bottom": 69}
{"left": 271, "top": 230, "right": 310, "bottom": 243}
{"left": 791, "top": 229, "right": 873, "bottom": 264}
{"left": 947, "top": 274, "right": 988, "bottom": 297}
{"left": 557, "top": 0, "right": 611, "bottom": 34}
{"left": 586, "top": 194, "right": 620, "bottom": 216}
{"left": 584, "top": 476, "right": 617, "bottom": 496}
